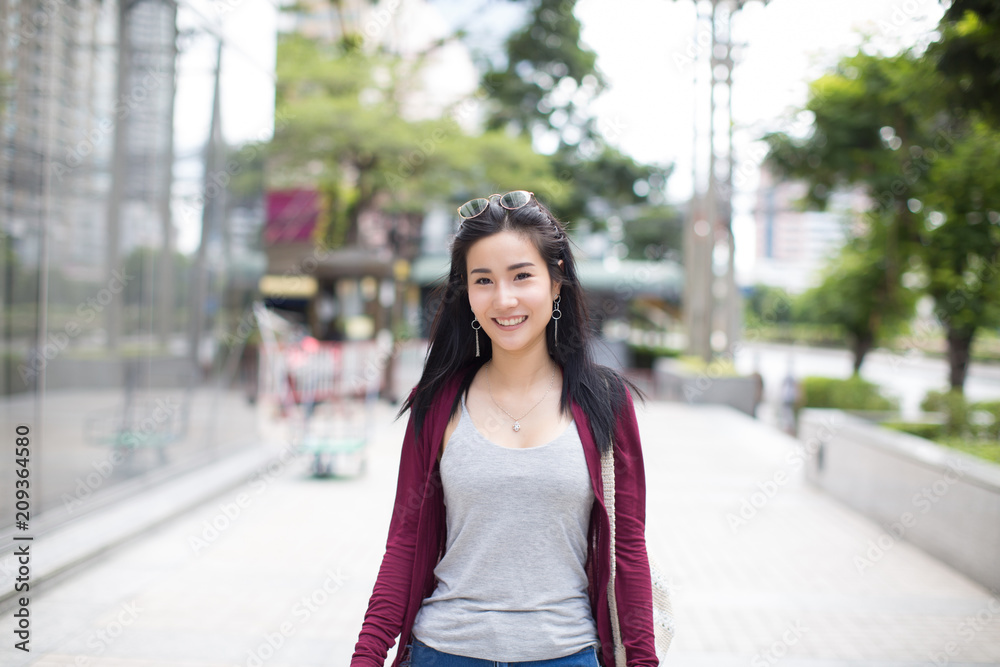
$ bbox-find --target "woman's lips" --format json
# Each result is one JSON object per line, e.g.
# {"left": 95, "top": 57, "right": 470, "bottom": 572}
{"left": 492, "top": 316, "right": 527, "bottom": 330}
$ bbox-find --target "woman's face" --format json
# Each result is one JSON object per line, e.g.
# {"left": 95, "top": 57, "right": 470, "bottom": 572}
{"left": 466, "top": 231, "right": 562, "bottom": 356}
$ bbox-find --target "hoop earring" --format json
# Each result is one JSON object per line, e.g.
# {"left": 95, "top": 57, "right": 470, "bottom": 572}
{"left": 551, "top": 295, "right": 562, "bottom": 346}
{"left": 472, "top": 315, "right": 482, "bottom": 357}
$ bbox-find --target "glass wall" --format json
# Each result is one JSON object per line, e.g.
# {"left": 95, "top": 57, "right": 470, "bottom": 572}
{"left": 0, "top": 0, "right": 264, "bottom": 531}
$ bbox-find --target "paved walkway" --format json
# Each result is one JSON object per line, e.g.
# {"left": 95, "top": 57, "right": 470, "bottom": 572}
{"left": 2, "top": 398, "right": 999, "bottom": 667}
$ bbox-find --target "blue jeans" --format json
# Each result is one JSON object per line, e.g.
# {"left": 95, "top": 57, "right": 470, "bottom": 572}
{"left": 407, "top": 638, "right": 601, "bottom": 667}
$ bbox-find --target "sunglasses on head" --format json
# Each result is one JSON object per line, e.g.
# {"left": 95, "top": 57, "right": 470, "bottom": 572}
{"left": 457, "top": 190, "right": 534, "bottom": 220}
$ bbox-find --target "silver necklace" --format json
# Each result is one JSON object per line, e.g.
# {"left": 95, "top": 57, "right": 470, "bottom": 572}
{"left": 485, "top": 360, "right": 556, "bottom": 432}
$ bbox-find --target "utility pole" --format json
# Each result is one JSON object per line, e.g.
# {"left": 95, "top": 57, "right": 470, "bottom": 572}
{"left": 681, "top": 0, "right": 763, "bottom": 361}
{"left": 189, "top": 39, "right": 224, "bottom": 375}
{"left": 684, "top": 3, "right": 713, "bottom": 362}
{"left": 158, "top": 11, "right": 179, "bottom": 348}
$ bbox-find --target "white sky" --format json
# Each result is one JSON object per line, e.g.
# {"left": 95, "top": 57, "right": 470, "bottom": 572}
{"left": 171, "top": 0, "right": 944, "bottom": 262}
{"left": 576, "top": 0, "right": 943, "bottom": 199}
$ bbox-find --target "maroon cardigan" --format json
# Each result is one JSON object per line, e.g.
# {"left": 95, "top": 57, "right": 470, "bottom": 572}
{"left": 351, "top": 369, "right": 658, "bottom": 667}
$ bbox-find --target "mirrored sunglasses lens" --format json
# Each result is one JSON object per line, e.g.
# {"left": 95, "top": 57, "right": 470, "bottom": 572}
{"left": 459, "top": 198, "right": 489, "bottom": 219}
{"left": 499, "top": 190, "right": 531, "bottom": 209}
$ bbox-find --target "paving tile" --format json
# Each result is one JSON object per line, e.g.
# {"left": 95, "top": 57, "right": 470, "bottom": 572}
{"left": 2, "top": 400, "right": 1000, "bottom": 666}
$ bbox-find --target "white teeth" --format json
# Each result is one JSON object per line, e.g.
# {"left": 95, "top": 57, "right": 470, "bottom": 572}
{"left": 496, "top": 316, "right": 527, "bottom": 327}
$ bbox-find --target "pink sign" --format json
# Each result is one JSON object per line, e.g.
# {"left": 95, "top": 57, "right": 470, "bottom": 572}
{"left": 265, "top": 189, "right": 319, "bottom": 243}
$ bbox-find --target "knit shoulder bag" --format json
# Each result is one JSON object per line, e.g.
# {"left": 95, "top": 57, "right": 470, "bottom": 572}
{"left": 601, "top": 443, "right": 674, "bottom": 666}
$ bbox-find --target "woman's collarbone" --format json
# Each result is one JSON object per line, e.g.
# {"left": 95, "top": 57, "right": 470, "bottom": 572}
{"left": 469, "top": 397, "right": 570, "bottom": 449}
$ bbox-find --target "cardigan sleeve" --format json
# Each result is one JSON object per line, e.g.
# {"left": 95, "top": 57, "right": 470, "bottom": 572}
{"left": 351, "top": 391, "right": 425, "bottom": 666}
{"left": 612, "top": 385, "right": 659, "bottom": 667}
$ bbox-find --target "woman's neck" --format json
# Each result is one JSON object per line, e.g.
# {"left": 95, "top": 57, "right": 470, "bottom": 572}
{"left": 486, "top": 343, "right": 557, "bottom": 393}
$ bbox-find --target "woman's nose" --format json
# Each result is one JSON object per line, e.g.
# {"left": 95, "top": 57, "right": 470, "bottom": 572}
{"left": 494, "top": 282, "right": 517, "bottom": 308}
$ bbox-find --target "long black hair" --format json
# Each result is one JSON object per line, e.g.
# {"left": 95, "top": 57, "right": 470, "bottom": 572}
{"left": 398, "top": 193, "right": 644, "bottom": 454}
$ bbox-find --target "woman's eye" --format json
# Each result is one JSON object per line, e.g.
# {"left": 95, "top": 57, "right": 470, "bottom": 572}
{"left": 473, "top": 273, "right": 529, "bottom": 285}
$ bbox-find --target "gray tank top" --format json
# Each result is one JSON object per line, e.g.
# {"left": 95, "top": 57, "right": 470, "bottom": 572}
{"left": 410, "top": 394, "right": 598, "bottom": 661}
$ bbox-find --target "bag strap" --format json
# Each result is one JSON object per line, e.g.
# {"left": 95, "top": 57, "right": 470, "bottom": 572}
{"left": 602, "top": 438, "right": 627, "bottom": 667}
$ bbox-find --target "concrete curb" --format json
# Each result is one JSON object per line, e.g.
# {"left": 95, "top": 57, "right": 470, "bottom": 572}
{"left": 800, "top": 408, "right": 1000, "bottom": 593}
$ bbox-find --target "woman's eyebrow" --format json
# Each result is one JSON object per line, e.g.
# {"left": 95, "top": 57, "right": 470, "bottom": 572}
{"left": 469, "top": 262, "right": 535, "bottom": 275}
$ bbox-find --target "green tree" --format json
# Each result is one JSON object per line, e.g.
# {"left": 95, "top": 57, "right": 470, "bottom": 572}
{"left": 797, "top": 224, "right": 918, "bottom": 372}
{"left": 483, "top": 0, "right": 603, "bottom": 153}
{"left": 269, "top": 34, "right": 557, "bottom": 248}
{"left": 916, "top": 119, "right": 1000, "bottom": 389}
{"left": 765, "top": 39, "right": 1000, "bottom": 391}
{"left": 623, "top": 205, "right": 683, "bottom": 261}
{"left": 479, "top": 0, "right": 673, "bottom": 229}
{"left": 763, "top": 48, "right": 948, "bottom": 374}
{"left": 744, "top": 284, "right": 794, "bottom": 326}
{"left": 929, "top": 0, "right": 1000, "bottom": 124}
{"left": 764, "top": 48, "right": 941, "bottom": 302}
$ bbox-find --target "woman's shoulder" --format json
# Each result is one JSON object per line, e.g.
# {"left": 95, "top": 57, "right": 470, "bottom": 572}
{"left": 416, "top": 365, "right": 479, "bottom": 412}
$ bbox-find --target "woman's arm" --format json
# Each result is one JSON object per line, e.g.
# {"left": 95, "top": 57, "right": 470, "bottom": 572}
{"left": 351, "top": 394, "right": 425, "bottom": 666}
{"left": 611, "top": 385, "right": 659, "bottom": 667}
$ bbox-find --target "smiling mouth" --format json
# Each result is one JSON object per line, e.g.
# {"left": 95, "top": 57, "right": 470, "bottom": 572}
{"left": 494, "top": 316, "right": 527, "bottom": 327}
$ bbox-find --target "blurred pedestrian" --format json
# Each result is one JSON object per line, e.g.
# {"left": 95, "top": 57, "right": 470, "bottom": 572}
{"left": 750, "top": 370, "right": 764, "bottom": 418}
{"left": 780, "top": 357, "right": 799, "bottom": 435}
{"left": 351, "top": 191, "right": 658, "bottom": 666}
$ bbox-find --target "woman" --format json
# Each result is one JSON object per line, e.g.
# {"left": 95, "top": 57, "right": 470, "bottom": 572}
{"left": 351, "top": 191, "right": 658, "bottom": 667}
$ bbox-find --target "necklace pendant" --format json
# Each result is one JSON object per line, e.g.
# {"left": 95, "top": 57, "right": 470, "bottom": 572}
{"left": 513, "top": 421, "right": 520, "bottom": 432}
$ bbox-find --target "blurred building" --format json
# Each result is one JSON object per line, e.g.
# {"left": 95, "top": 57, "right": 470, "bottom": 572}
{"left": 1, "top": 0, "right": 111, "bottom": 280}
{"left": 748, "top": 165, "right": 864, "bottom": 293}
{"left": 0, "top": 0, "right": 177, "bottom": 283}
{"left": 118, "top": 0, "right": 178, "bottom": 254}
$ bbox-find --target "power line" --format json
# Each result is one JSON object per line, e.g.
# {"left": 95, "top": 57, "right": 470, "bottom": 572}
{"left": 174, "top": 0, "right": 277, "bottom": 82}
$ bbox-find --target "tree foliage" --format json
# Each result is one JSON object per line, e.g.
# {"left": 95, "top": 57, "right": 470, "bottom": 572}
{"left": 916, "top": 119, "right": 1000, "bottom": 387}
{"left": 744, "top": 284, "right": 794, "bottom": 326}
{"left": 764, "top": 14, "right": 1000, "bottom": 390}
{"left": 623, "top": 205, "right": 683, "bottom": 262}
{"left": 929, "top": 0, "right": 1000, "bottom": 124}
{"left": 268, "top": 34, "right": 556, "bottom": 247}
{"left": 763, "top": 48, "right": 937, "bottom": 372}
{"left": 478, "top": 0, "right": 674, "bottom": 234}
{"left": 797, "top": 223, "right": 918, "bottom": 372}
{"left": 483, "top": 0, "right": 604, "bottom": 152}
